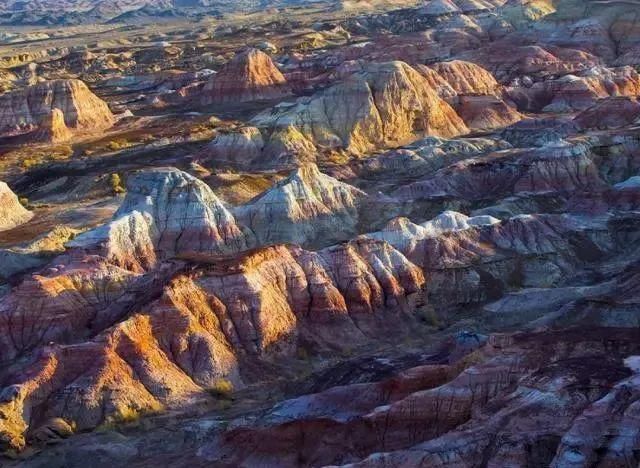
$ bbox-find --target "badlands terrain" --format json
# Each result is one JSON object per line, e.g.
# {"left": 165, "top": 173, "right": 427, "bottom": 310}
{"left": 0, "top": 0, "right": 639, "bottom": 466}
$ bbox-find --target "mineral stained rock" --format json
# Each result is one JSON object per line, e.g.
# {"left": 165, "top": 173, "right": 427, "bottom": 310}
{"left": 0, "top": 182, "right": 32, "bottom": 232}
{"left": 2, "top": 0, "right": 640, "bottom": 465}
{"left": 252, "top": 60, "right": 468, "bottom": 164}
{"left": 237, "top": 163, "right": 367, "bottom": 247}
{"left": 201, "top": 48, "right": 291, "bottom": 104}
{"left": 0, "top": 79, "right": 114, "bottom": 138}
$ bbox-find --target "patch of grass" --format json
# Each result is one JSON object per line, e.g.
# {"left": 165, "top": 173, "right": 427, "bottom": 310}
{"left": 96, "top": 404, "right": 163, "bottom": 432}
{"left": 68, "top": 419, "right": 78, "bottom": 432}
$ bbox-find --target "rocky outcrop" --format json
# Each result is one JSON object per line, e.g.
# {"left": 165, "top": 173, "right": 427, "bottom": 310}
{"left": 458, "top": 44, "right": 602, "bottom": 84}
{"left": 237, "top": 163, "right": 367, "bottom": 247}
{"left": 69, "top": 168, "right": 254, "bottom": 271}
{"left": 200, "top": 126, "right": 265, "bottom": 165}
{"left": 362, "top": 210, "right": 613, "bottom": 306}
{"left": 418, "top": 60, "right": 521, "bottom": 130}
{"left": 252, "top": 60, "right": 468, "bottom": 165}
{"left": 393, "top": 140, "right": 604, "bottom": 203}
{"left": 0, "top": 79, "right": 114, "bottom": 138}
{"left": 0, "top": 194, "right": 634, "bottom": 456}
{"left": 337, "top": 136, "right": 512, "bottom": 182}
{"left": 574, "top": 96, "right": 640, "bottom": 130}
{"left": 414, "top": 64, "right": 457, "bottom": 100}
{"left": 201, "top": 49, "right": 291, "bottom": 105}
{"left": 1, "top": 204, "right": 635, "bottom": 457}
{"left": 507, "top": 66, "right": 640, "bottom": 113}
{"left": 205, "top": 60, "right": 520, "bottom": 166}
{"left": 28, "top": 108, "right": 72, "bottom": 143}
{"left": 193, "top": 328, "right": 640, "bottom": 468}
{"left": 432, "top": 60, "right": 501, "bottom": 96}
{"left": 0, "top": 226, "right": 80, "bottom": 280}
{"left": 0, "top": 182, "right": 32, "bottom": 232}
{"left": 363, "top": 211, "right": 500, "bottom": 255}
{"left": 0, "top": 238, "right": 425, "bottom": 451}
{"left": 455, "top": 94, "right": 522, "bottom": 130}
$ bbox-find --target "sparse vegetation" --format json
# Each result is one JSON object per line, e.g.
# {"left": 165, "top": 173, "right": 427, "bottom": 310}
{"left": 97, "top": 407, "right": 141, "bottom": 431}
{"left": 113, "top": 406, "right": 141, "bottom": 424}
{"left": 216, "top": 399, "right": 233, "bottom": 411}
{"left": 107, "top": 138, "right": 133, "bottom": 151}
{"left": 417, "top": 306, "right": 442, "bottom": 328}
{"left": 207, "top": 378, "right": 234, "bottom": 400}
{"left": 18, "top": 145, "right": 73, "bottom": 171}
{"left": 109, "top": 173, "right": 126, "bottom": 194}
{"left": 96, "top": 405, "right": 164, "bottom": 432}
{"left": 20, "top": 157, "right": 40, "bottom": 170}
{"left": 62, "top": 419, "right": 77, "bottom": 434}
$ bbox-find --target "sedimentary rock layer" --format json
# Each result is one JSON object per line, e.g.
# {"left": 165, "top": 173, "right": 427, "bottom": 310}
{"left": 0, "top": 79, "right": 114, "bottom": 138}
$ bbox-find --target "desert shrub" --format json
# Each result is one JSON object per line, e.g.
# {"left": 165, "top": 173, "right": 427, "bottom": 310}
{"left": 20, "top": 157, "right": 39, "bottom": 170}
{"left": 107, "top": 139, "right": 131, "bottom": 151}
{"left": 417, "top": 306, "right": 441, "bottom": 328}
{"left": 113, "top": 407, "right": 140, "bottom": 424}
{"left": 109, "top": 173, "right": 126, "bottom": 194}
{"left": 207, "top": 378, "right": 234, "bottom": 399}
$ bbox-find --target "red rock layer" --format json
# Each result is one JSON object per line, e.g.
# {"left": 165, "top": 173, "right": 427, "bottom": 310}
{"left": 0, "top": 79, "right": 114, "bottom": 138}
{"left": 201, "top": 48, "right": 291, "bottom": 105}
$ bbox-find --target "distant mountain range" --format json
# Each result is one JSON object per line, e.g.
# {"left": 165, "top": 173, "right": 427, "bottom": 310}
{"left": 0, "top": 0, "right": 325, "bottom": 25}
